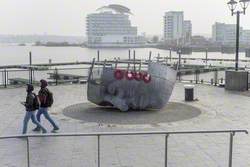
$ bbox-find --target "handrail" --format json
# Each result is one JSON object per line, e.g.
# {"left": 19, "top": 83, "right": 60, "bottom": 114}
{"left": 0, "top": 129, "right": 248, "bottom": 139}
{"left": 0, "top": 129, "right": 248, "bottom": 167}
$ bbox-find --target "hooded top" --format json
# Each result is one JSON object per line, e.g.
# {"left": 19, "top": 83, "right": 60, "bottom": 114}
{"left": 40, "top": 79, "right": 48, "bottom": 88}
{"left": 26, "top": 84, "right": 34, "bottom": 93}
{"left": 25, "top": 84, "right": 36, "bottom": 111}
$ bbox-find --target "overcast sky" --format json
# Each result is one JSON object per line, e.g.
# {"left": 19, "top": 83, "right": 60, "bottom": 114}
{"left": 0, "top": 0, "right": 250, "bottom": 37}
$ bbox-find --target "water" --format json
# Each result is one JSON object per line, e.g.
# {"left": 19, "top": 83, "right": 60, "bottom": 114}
{"left": 0, "top": 45, "right": 249, "bottom": 67}
{"left": 0, "top": 45, "right": 249, "bottom": 85}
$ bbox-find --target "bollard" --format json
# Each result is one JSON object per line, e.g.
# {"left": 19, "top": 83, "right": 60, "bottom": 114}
{"left": 211, "top": 79, "right": 214, "bottom": 85}
{"left": 128, "top": 50, "right": 131, "bottom": 60}
{"left": 184, "top": 85, "right": 195, "bottom": 101}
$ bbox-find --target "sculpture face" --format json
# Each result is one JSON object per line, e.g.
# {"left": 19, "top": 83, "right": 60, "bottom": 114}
{"left": 87, "top": 62, "right": 177, "bottom": 111}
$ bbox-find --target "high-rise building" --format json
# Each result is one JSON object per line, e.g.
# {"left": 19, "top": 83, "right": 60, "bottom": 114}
{"left": 183, "top": 20, "right": 192, "bottom": 44}
{"left": 163, "top": 11, "right": 192, "bottom": 45}
{"left": 163, "top": 11, "right": 184, "bottom": 43}
{"left": 212, "top": 22, "right": 244, "bottom": 45}
{"left": 86, "top": 4, "right": 145, "bottom": 47}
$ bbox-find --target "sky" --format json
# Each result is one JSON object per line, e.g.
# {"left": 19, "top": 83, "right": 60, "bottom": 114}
{"left": 0, "top": 0, "right": 250, "bottom": 37}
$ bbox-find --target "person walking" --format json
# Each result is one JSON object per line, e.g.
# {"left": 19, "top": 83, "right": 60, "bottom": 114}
{"left": 33, "top": 79, "right": 59, "bottom": 133}
{"left": 22, "top": 84, "right": 47, "bottom": 134}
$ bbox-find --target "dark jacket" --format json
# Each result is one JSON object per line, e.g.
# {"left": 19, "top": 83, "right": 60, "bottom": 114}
{"left": 25, "top": 93, "right": 35, "bottom": 111}
{"left": 38, "top": 88, "right": 49, "bottom": 108}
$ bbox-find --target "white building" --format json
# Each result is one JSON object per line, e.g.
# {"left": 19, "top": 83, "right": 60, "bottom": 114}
{"left": 163, "top": 11, "right": 192, "bottom": 45}
{"left": 86, "top": 4, "right": 146, "bottom": 48}
{"left": 183, "top": 20, "right": 192, "bottom": 44}
{"left": 212, "top": 22, "right": 244, "bottom": 45}
{"left": 164, "top": 11, "right": 184, "bottom": 43}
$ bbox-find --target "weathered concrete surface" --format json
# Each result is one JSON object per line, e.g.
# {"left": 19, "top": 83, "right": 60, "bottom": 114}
{"left": 225, "top": 70, "right": 248, "bottom": 91}
{"left": 0, "top": 83, "right": 249, "bottom": 167}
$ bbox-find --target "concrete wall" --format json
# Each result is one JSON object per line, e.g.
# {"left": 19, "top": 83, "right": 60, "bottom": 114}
{"left": 225, "top": 70, "right": 248, "bottom": 91}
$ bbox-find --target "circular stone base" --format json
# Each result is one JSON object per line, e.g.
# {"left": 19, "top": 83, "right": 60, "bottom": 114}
{"left": 63, "top": 102, "right": 201, "bottom": 125}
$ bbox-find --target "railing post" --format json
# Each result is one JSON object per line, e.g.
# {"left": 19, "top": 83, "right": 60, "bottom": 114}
{"left": 4, "top": 69, "right": 7, "bottom": 88}
{"left": 149, "top": 51, "right": 152, "bottom": 62}
{"left": 26, "top": 137, "right": 30, "bottom": 167}
{"left": 165, "top": 134, "right": 169, "bottom": 167}
{"left": 169, "top": 48, "right": 172, "bottom": 62}
{"left": 128, "top": 50, "right": 131, "bottom": 60}
{"left": 97, "top": 135, "right": 100, "bottom": 167}
{"left": 97, "top": 50, "right": 100, "bottom": 62}
{"left": 229, "top": 132, "right": 235, "bottom": 167}
{"left": 29, "top": 52, "right": 32, "bottom": 85}
{"left": 55, "top": 68, "right": 58, "bottom": 86}
{"left": 133, "top": 50, "right": 136, "bottom": 72}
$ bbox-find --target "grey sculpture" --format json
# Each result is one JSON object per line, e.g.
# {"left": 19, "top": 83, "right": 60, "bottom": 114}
{"left": 87, "top": 61, "right": 177, "bottom": 111}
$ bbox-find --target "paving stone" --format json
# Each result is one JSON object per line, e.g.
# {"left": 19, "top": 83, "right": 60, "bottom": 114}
{"left": 0, "top": 83, "right": 249, "bottom": 166}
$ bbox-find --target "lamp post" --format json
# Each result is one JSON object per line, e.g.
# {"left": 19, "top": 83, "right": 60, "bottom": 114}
{"left": 227, "top": 0, "right": 250, "bottom": 71}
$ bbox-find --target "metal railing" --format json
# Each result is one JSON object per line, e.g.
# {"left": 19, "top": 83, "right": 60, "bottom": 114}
{"left": 0, "top": 130, "right": 248, "bottom": 167}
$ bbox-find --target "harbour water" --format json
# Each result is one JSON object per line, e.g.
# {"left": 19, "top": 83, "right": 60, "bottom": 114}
{"left": 0, "top": 45, "right": 248, "bottom": 85}
{"left": 0, "top": 45, "right": 248, "bottom": 67}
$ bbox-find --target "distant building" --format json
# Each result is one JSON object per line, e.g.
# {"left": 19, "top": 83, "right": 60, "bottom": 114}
{"left": 242, "top": 30, "right": 250, "bottom": 45}
{"left": 163, "top": 11, "right": 184, "bottom": 43}
{"left": 212, "top": 22, "right": 244, "bottom": 45}
{"left": 163, "top": 11, "right": 192, "bottom": 45}
{"left": 183, "top": 20, "right": 192, "bottom": 44}
{"left": 191, "top": 35, "right": 209, "bottom": 46}
{"left": 86, "top": 4, "right": 146, "bottom": 48}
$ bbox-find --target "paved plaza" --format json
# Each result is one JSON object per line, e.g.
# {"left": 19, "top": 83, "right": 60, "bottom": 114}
{"left": 0, "top": 83, "right": 249, "bottom": 167}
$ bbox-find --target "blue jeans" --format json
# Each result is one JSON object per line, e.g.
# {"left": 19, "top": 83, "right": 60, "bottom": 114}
{"left": 22, "top": 111, "right": 47, "bottom": 134}
{"left": 36, "top": 107, "right": 59, "bottom": 129}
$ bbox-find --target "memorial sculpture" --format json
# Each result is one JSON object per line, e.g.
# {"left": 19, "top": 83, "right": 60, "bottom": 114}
{"left": 87, "top": 59, "right": 177, "bottom": 111}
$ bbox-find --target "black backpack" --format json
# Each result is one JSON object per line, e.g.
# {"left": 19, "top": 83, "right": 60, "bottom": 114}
{"left": 46, "top": 89, "right": 54, "bottom": 107}
{"left": 32, "top": 93, "right": 39, "bottom": 111}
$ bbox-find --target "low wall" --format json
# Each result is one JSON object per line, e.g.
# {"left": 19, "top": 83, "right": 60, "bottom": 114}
{"left": 225, "top": 70, "right": 248, "bottom": 91}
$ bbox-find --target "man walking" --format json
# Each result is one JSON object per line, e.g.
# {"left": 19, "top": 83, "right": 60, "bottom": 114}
{"left": 33, "top": 79, "right": 59, "bottom": 133}
{"left": 22, "top": 84, "right": 47, "bottom": 134}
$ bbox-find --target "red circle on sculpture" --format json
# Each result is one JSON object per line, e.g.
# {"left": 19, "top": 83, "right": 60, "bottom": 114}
{"left": 125, "top": 71, "right": 134, "bottom": 80}
{"left": 114, "top": 69, "right": 124, "bottom": 80}
{"left": 143, "top": 73, "right": 151, "bottom": 83}
{"left": 133, "top": 72, "right": 142, "bottom": 81}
